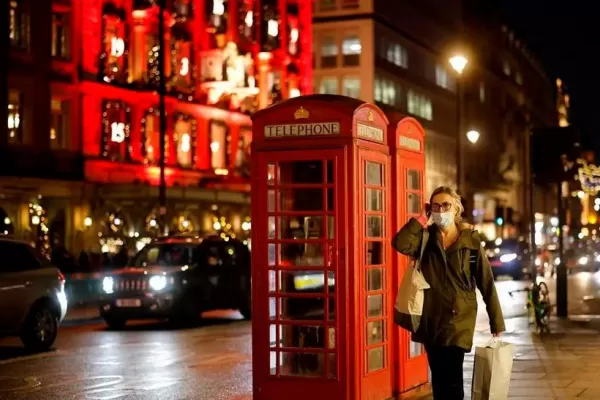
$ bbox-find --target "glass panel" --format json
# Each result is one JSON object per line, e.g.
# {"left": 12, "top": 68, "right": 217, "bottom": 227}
{"left": 366, "top": 162, "right": 382, "bottom": 186}
{"left": 328, "top": 296, "right": 335, "bottom": 321}
{"left": 366, "top": 242, "right": 383, "bottom": 265}
{"left": 270, "top": 351, "right": 277, "bottom": 375}
{"left": 279, "top": 297, "right": 325, "bottom": 320}
{"left": 328, "top": 217, "right": 335, "bottom": 239}
{"left": 366, "top": 320, "right": 384, "bottom": 345}
{"left": 326, "top": 160, "right": 334, "bottom": 183}
{"left": 410, "top": 341, "right": 423, "bottom": 358}
{"left": 268, "top": 244, "right": 276, "bottom": 266}
{"left": 279, "top": 216, "right": 325, "bottom": 240}
{"left": 279, "top": 189, "right": 324, "bottom": 211}
{"left": 270, "top": 324, "right": 279, "bottom": 347}
{"left": 328, "top": 327, "right": 336, "bottom": 349}
{"left": 268, "top": 190, "right": 275, "bottom": 212}
{"left": 280, "top": 243, "right": 324, "bottom": 266}
{"left": 407, "top": 169, "right": 420, "bottom": 190}
{"left": 279, "top": 160, "right": 324, "bottom": 184}
{"left": 367, "top": 295, "right": 383, "bottom": 317}
{"left": 366, "top": 189, "right": 382, "bottom": 211}
{"left": 280, "top": 325, "right": 327, "bottom": 348}
{"left": 367, "top": 268, "right": 383, "bottom": 291}
{"left": 268, "top": 163, "right": 275, "bottom": 185}
{"left": 268, "top": 216, "right": 276, "bottom": 239}
{"left": 366, "top": 216, "right": 383, "bottom": 238}
{"left": 269, "top": 270, "right": 276, "bottom": 293}
{"left": 279, "top": 352, "right": 326, "bottom": 377}
{"left": 367, "top": 347, "right": 384, "bottom": 372}
{"left": 279, "top": 270, "right": 326, "bottom": 294}
{"left": 328, "top": 353, "right": 336, "bottom": 378}
{"left": 407, "top": 193, "right": 421, "bottom": 215}
{"left": 269, "top": 297, "right": 276, "bottom": 320}
{"left": 327, "top": 188, "right": 335, "bottom": 211}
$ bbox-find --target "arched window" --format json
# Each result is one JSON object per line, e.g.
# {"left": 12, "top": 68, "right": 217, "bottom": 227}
{"left": 141, "top": 108, "right": 161, "bottom": 164}
{"left": 100, "top": 4, "right": 129, "bottom": 84}
{"left": 206, "top": 0, "right": 228, "bottom": 47}
{"left": 102, "top": 100, "right": 132, "bottom": 161}
{"left": 170, "top": 24, "right": 194, "bottom": 91}
{"left": 209, "top": 120, "right": 229, "bottom": 171}
{"left": 173, "top": 113, "right": 197, "bottom": 168}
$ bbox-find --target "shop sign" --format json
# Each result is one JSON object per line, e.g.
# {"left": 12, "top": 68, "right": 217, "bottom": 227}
{"left": 264, "top": 122, "right": 340, "bottom": 138}
{"left": 357, "top": 123, "right": 384, "bottom": 142}
{"left": 399, "top": 136, "right": 421, "bottom": 152}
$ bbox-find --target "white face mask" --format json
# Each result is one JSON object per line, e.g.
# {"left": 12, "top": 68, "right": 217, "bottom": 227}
{"left": 431, "top": 211, "right": 454, "bottom": 229}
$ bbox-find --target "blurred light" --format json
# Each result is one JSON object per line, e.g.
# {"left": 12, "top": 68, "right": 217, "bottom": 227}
{"left": 578, "top": 232, "right": 584, "bottom": 239}
{"left": 595, "top": 204, "right": 600, "bottom": 212}
{"left": 578, "top": 191, "right": 585, "bottom": 199}
{"left": 242, "top": 221, "right": 251, "bottom": 231}
{"left": 554, "top": 257, "right": 560, "bottom": 265}
{"left": 84, "top": 217, "right": 92, "bottom": 227}
{"left": 550, "top": 217, "right": 559, "bottom": 226}
{"left": 182, "top": 219, "right": 190, "bottom": 229}
{"left": 449, "top": 55, "right": 468, "bottom": 74}
{"left": 495, "top": 238, "right": 503, "bottom": 246}
{"left": 213, "top": 221, "right": 222, "bottom": 230}
{"left": 113, "top": 217, "right": 121, "bottom": 226}
{"left": 31, "top": 215, "right": 40, "bottom": 225}
{"left": 495, "top": 217, "right": 504, "bottom": 226}
{"left": 102, "top": 277, "right": 114, "bottom": 294}
{"left": 499, "top": 253, "right": 517, "bottom": 263}
{"left": 595, "top": 198, "right": 600, "bottom": 205}
{"left": 596, "top": 254, "right": 600, "bottom": 263}
{"left": 535, "top": 258, "right": 541, "bottom": 266}
{"left": 3, "top": 217, "right": 10, "bottom": 225}
{"left": 466, "top": 130, "right": 480, "bottom": 144}
{"left": 149, "top": 275, "right": 167, "bottom": 291}
{"left": 149, "top": 219, "right": 157, "bottom": 227}
{"left": 579, "top": 256, "right": 589, "bottom": 265}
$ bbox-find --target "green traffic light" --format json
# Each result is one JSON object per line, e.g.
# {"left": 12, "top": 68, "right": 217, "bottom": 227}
{"left": 496, "top": 217, "right": 504, "bottom": 226}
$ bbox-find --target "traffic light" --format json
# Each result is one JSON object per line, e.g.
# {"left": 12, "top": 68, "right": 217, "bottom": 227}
{"left": 495, "top": 206, "right": 505, "bottom": 226}
{"left": 496, "top": 217, "right": 504, "bottom": 226}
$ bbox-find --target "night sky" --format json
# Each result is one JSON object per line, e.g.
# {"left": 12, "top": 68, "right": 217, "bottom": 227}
{"left": 476, "top": 0, "right": 599, "bottom": 151}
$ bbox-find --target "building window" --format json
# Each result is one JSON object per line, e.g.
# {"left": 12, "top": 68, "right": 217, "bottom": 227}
{"left": 319, "top": 77, "right": 338, "bottom": 94}
{"left": 502, "top": 60, "right": 511, "bottom": 76}
{"left": 516, "top": 72, "right": 523, "bottom": 85}
{"left": 342, "top": 36, "right": 361, "bottom": 66}
{"left": 173, "top": 0, "right": 193, "bottom": 19}
{"left": 342, "top": 77, "right": 360, "bottom": 98}
{"left": 381, "top": 39, "right": 408, "bottom": 68}
{"left": 170, "top": 25, "right": 194, "bottom": 91}
{"left": 9, "top": 0, "right": 29, "bottom": 50}
{"left": 100, "top": 10, "right": 129, "bottom": 84}
{"left": 174, "top": 113, "right": 197, "bottom": 168}
{"left": 435, "top": 64, "right": 454, "bottom": 90}
{"left": 50, "top": 98, "right": 70, "bottom": 150}
{"left": 145, "top": 33, "right": 160, "bottom": 87}
{"left": 141, "top": 108, "right": 161, "bottom": 164}
{"left": 235, "top": 127, "right": 252, "bottom": 173}
{"left": 101, "top": 100, "right": 132, "bottom": 161}
{"left": 382, "top": 80, "right": 397, "bottom": 106}
{"left": 207, "top": 0, "right": 228, "bottom": 39}
{"left": 51, "top": 12, "right": 70, "bottom": 59}
{"left": 320, "top": 36, "right": 338, "bottom": 68}
{"left": 407, "top": 90, "right": 432, "bottom": 120}
{"left": 209, "top": 121, "right": 229, "bottom": 171}
{"left": 238, "top": 1, "right": 254, "bottom": 44}
{"left": 374, "top": 78, "right": 382, "bottom": 102}
{"left": 479, "top": 82, "right": 486, "bottom": 103}
{"left": 320, "top": 0, "right": 337, "bottom": 11}
{"left": 7, "top": 90, "right": 23, "bottom": 144}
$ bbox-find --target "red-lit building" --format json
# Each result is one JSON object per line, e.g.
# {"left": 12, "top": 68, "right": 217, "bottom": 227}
{"left": 1, "top": 0, "right": 312, "bottom": 259}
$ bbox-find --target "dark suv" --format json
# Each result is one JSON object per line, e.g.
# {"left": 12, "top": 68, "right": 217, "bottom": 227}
{"left": 98, "top": 234, "right": 251, "bottom": 329}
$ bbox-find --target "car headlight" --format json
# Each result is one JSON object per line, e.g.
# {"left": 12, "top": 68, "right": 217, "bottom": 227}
{"left": 535, "top": 258, "right": 541, "bottom": 266}
{"left": 499, "top": 253, "right": 517, "bottom": 263}
{"left": 102, "top": 277, "right": 114, "bottom": 294}
{"left": 579, "top": 256, "right": 589, "bottom": 265}
{"left": 149, "top": 275, "right": 167, "bottom": 291}
{"left": 595, "top": 254, "right": 600, "bottom": 263}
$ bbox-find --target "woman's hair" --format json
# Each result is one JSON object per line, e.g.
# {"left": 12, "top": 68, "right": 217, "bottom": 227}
{"left": 429, "top": 186, "right": 464, "bottom": 222}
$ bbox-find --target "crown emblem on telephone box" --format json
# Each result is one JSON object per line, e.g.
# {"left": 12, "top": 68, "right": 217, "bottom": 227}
{"left": 294, "top": 107, "right": 309, "bottom": 120}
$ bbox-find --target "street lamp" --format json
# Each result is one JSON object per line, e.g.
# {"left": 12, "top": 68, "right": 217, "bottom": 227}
{"left": 449, "top": 55, "right": 468, "bottom": 75}
{"left": 449, "top": 54, "right": 468, "bottom": 197}
{"left": 466, "top": 130, "right": 480, "bottom": 144}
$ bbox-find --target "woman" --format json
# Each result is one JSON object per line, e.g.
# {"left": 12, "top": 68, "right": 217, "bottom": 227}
{"left": 393, "top": 186, "right": 505, "bottom": 400}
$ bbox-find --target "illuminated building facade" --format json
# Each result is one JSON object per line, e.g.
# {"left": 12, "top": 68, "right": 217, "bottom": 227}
{"left": 2, "top": 0, "right": 312, "bottom": 257}
{"left": 556, "top": 78, "right": 570, "bottom": 127}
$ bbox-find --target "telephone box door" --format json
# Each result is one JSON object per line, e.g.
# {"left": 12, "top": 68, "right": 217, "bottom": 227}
{"left": 254, "top": 149, "right": 347, "bottom": 398}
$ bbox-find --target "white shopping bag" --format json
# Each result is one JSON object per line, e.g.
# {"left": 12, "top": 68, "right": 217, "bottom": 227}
{"left": 472, "top": 339, "right": 515, "bottom": 400}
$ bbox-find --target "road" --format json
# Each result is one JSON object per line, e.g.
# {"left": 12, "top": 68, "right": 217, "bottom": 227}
{"left": 1, "top": 273, "right": 599, "bottom": 399}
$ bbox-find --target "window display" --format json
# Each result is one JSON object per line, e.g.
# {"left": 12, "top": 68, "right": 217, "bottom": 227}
{"left": 101, "top": 100, "right": 132, "bottom": 161}
{"left": 209, "top": 121, "right": 229, "bottom": 170}
{"left": 100, "top": 10, "right": 128, "bottom": 84}
{"left": 141, "top": 108, "right": 161, "bottom": 164}
{"left": 173, "top": 113, "right": 197, "bottom": 168}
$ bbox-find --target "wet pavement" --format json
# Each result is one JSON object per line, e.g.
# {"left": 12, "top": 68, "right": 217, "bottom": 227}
{"left": 1, "top": 275, "right": 600, "bottom": 399}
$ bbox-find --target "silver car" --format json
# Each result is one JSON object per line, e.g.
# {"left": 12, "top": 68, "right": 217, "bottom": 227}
{"left": 0, "top": 238, "right": 68, "bottom": 351}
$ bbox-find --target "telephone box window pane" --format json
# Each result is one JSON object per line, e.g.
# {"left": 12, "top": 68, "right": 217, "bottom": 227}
{"left": 268, "top": 163, "right": 275, "bottom": 185}
{"left": 407, "top": 169, "right": 421, "bottom": 190}
{"left": 268, "top": 216, "right": 276, "bottom": 239}
{"left": 367, "top": 347, "right": 384, "bottom": 372}
{"left": 279, "top": 352, "right": 326, "bottom": 377}
{"left": 367, "top": 268, "right": 383, "bottom": 291}
{"left": 280, "top": 325, "right": 327, "bottom": 348}
{"left": 279, "top": 270, "right": 326, "bottom": 294}
{"left": 328, "top": 353, "right": 336, "bottom": 378}
{"left": 410, "top": 341, "right": 423, "bottom": 358}
{"left": 367, "top": 294, "right": 383, "bottom": 317}
{"left": 328, "top": 296, "right": 335, "bottom": 321}
{"left": 407, "top": 193, "right": 421, "bottom": 215}
{"left": 366, "top": 162, "right": 383, "bottom": 186}
{"left": 268, "top": 244, "right": 276, "bottom": 266}
{"left": 280, "top": 189, "right": 324, "bottom": 212}
{"left": 270, "top": 324, "right": 279, "bottom": 347}
{"left": 326, "top": 160, "right": 334, "bottom": 183}
{"left": 270, "top": 351, "right": 277, "bottom": 375}
{"left": 279, "top": 160, "right": 324, "bottom": 184}
{"left": 279, "top": 297, "right": 325, "bottom": 320}
{"left": 328, "top": 217, "right": 335, "bottom": 239}
{"left": 327, "top": 188, "right": 335, "bottom": 212}
{"left": 366, "top": 242, "right": 383, "bottom": 265}
{"left": 269, "top": 270, "right": 276, "bottom": 293}
{"left": 366, "top": 216, "right": 383, "bottom": 238}
{"left": 269, "top": 297, "right": 276, "bottom": 320}
{"left": 279, "top": 216, "right": 328, "bottom": 239}
{"left": 268, "top": 190, "right": 275, "bottom": 212}
{"left": 366, "top": 320, "right": 384, "bottom": 345}
{"left": 280, "top": 243, "right": 324, "bottom": 266}
{"left": 366, "top": 189, "right": 382, "bottom": 211}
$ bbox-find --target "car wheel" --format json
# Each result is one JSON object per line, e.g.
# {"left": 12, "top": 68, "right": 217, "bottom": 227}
{"left": 103, "top": 315, "right": 127, "bottom": 330}
{"left": 20, "top": 300, "right": 58, "bottom": 352}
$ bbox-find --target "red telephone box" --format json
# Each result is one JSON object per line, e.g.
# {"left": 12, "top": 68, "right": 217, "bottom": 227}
{"left": 251, "top": 94, "right": 394, "bottom": 400}
{"left": 388, "top": 116, "right": 429, "bottom": 394}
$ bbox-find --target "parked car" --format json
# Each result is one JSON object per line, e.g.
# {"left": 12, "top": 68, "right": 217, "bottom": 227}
{"left": 0, "top": 238, "right": 68, "bottom": 351}
{"left": 485, "top": 238, "right": 531, "bottom": 280}
{"left": 99, "top": 234, "right": 251, "bottom": 329}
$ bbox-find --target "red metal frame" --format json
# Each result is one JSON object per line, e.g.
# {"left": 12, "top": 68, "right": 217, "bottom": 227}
{"left": 251, "top": 95, "right": 392, "bottom": 400}
{"left": 388, "top": 116, "right": 429, "bottom": 394}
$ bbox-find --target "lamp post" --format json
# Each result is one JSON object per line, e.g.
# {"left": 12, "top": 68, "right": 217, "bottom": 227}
{"left": 158, "top": 0, "right": 167, "bottom": 234}
{"left": 449, "top": 55, "right": 468, "bottom": 196}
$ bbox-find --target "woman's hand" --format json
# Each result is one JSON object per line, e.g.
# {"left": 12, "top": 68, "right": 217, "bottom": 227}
{"left": 492, "top": 332, "right": 501, "bottom": 338}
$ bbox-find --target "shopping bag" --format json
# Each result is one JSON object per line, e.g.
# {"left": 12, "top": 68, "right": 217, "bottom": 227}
{"left": 472, "top": 339, "right": 516, "bottom": 400}
{"left": 393, "top": 230, "right": 430, "bottom": 333}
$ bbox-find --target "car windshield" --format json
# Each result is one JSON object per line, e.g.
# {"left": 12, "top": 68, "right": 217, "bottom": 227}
{"left": 130, "top": 243, "right": 196, "bottom": 267}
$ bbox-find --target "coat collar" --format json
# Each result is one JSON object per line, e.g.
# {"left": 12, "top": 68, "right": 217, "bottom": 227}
{"left": 429, "top": 224, "right": 482, "bottom": 253}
